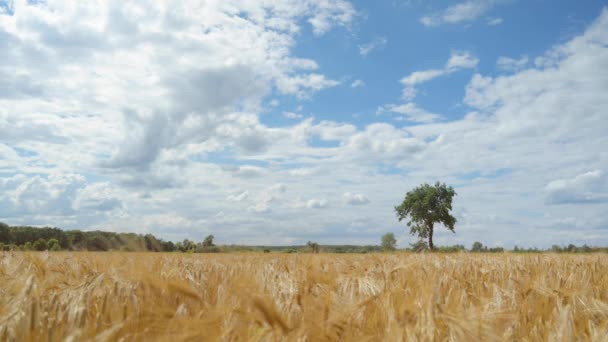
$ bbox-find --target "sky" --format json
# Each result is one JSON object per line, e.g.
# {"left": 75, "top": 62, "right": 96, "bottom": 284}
{"left": 1, "top": 0, "right": 607, "bottom": 248}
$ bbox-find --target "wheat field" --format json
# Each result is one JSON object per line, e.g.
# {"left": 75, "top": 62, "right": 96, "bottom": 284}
{"left": 0, "top": 252, "right": 607, "bottom": 341}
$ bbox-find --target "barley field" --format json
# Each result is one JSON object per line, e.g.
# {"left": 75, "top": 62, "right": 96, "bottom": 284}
{"left": 0, "top": 252, "right": 607, "bottom": 341}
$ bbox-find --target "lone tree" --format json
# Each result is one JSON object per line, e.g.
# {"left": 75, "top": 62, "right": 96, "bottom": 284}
{"left": 381, "top": 233, "right": 397, "bottom": 251}
{"left": 307, "top": 241, "right": 320, "bottom": 253}
{"left": 202, "top": 235, "right": 215, "bottom": 247}
{"left": 395, "top": 182, "right": 457, "bottom": 250}
{"left": 471, "top": 241, "right": 484, "bottom": 252}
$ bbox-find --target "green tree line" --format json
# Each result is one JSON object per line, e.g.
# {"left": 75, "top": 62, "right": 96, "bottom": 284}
{"left": 0, "top": 222, "right": 190, "bottom": 252}
{"left": 1, "top": 222, "right": 606, "bottom": 253}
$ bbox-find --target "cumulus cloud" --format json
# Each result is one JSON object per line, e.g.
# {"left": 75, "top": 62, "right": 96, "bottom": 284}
{"left": 0, "top": 173, "right": 123, "bottom": 226}
{"left": 545, "top": 171, "right": 608, "bottom": 204}
{"left": 343, "top": 123, "right": 426, "bottom": 160}
{"left": 73, "top": 183, "right": 123, "bottom": 212}
{"left": 0, "top": 0, "right": 354, "bottom": 174}
{"left": 446, "top": 51, "right": 480, "bottom": 70}
{"left": 1, "top": 2, "right": 608, "bottom": 247}
{"left": 276, "top": 74, "right": 340, "bottom": 98}
{"left": 0, "top": 174, "right": 84, "bottom": 217}
{"left": 312, "top": 121, "right": 358, "bottom": 141}
{"left": 344, "top": 192, "right": 370, "bottom": 205}
{"left": 306, "top": 198, "right": 329, "bottom": 209}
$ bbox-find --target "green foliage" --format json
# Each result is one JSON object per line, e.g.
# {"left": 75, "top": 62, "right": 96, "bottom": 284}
{"left": 409, "top": 240, "right": 428, "bottom": 253}
{"left": 395, "top": 182, "right": 457, "bottom": 250}
{"left": 0, "top": 222, "right": 10, "bottom": 243}
{"left": 0, "top": 223, "right": 180, "bottom": 252}
{"left": 1, "top": 243, "right": 17, "bottom": 251}
{"left": 471, "top": 241, "right": 484, "bottom": 252}
{"left": 434, "top": 244, "right": 466, "bottom": 253}
{"left": 197, "top": 236, "right": 221, "bottom": 253}
{"left": 162, "top": 240, "right": 176, "bottom": 252}
{"left": 203, "top": 235, "right": 215, "bottom": 247}
{"left": 307, "top": 241, "right": 320, "bottom": 253}
{"left": 48, "top": 238, "right": 61, "bottom": 251}
{"left": 2, "top": 222, "right": 606, "bottom": 254}
{"left": 547, "top": 244, "right": 594, "bottom": 253}
{"left": 33, "top": 238, "right": 48, "bottom": 251}
{"left": 180, "top": 239, "right": 196, "bottom": 252}
{"left": 67, "top": 230, "right": 86, "bottom": 249}
{"left": 381, "top": 233, "right": 397, "bottom": 251}
{"left": 144, "top": 234, "right": 162, "bottom": 252}
{"left": 197, "top": 245, "right": 221, "bottom": 253}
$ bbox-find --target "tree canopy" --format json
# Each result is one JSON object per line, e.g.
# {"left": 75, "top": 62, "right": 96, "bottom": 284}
{"left": 203, "top": 235, "right": 215, "bottom": 247}
{"left": 381, "top": 233, "right": 397, "bottom": 251}
{"left": 395, "top": 182, "right": 457, "bottom": 250}
{"left": 307, "top": 241, "right": 320, "bottom": 253}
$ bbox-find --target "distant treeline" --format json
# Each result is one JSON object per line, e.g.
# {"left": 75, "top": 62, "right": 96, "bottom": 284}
{"left": 0, "top": 223, "right": 606, "bottom": 253}
{"left": 0, "top": 222, "right": 179, "bottom": 252}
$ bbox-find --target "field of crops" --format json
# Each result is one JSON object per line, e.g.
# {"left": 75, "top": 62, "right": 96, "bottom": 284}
{"left": 0, "top": 252, "right": 607, "bottom": 341}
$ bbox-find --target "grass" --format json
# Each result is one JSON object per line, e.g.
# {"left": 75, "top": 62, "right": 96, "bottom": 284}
{"left": 0, "top": 252, "right": 607, "bottom": 341}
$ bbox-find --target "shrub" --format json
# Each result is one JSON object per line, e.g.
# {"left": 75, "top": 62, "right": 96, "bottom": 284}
{"left": 48, "top": 238, "right": 61, "bottom": 251}
{"left": 33, "top": 238, "right": 48, "bottom": 251}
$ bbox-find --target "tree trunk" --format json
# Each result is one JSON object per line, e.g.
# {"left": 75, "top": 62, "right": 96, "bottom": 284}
{"left": 428, "top": 224, "right": 434, "bottom": 250}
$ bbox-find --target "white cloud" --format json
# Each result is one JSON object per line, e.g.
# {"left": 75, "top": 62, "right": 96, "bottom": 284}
{"left": 227, "top": 190, "right": 250, "bottom": 202}
{"left": 283, "top": 111, "right": 304, "bottom": 119}
{"left": 288, "top": 167, "right": 322, "bottom": 176}
{"left": 401, "top": 69, "right": 445, "bottom": 87}
{"left": 381, "top": 103, "right": 442, "bottom": 123}
{"left": 351, "top": 79, "right": 365, "bottom": 88}
{"left": 487, "top": 17, "right": 503, "bottom": 25}
{"left": 496, "top": 56, "right": 529, "bottom": 71}
{"left": 344, "top": 192, "right": 369, "bottom": 205}
{"left": 1, "top": 2, "right": 608, "bottom": 247}
{"left": 400, "top": 51, "right": 478, "bottom": 100}
{"left": 446, "top": 51, "right": 480, "bottom": 70}
{"left": 545, "top": 171, "right": 608, "bottom": 204}
{"left": 230, "top": 165, "right": 266, "bottom": 178}
{"left": 383, "top": 51, "right": 476, "bottom": 124}
{"left": 306, "top": 198, "right": 329, "bottom": 209}
{"left": 306, "top": 0, "right": 356, "bottom": 35}
{"left": 73, "top": 183, "right": 123, "bottom": 212}
{"left": 247, "top": 183, "right": 287, "bottom": 214}
{"left": 0, "top": 0, "right": 354, "bottom": 175}
{"left": 312, "top": 120, "right": 358, "bottom": 141}
{"left": 358, "top": 37, "right": 387, "bottom": 57}
{"left": 276, "top": 73, "right": 340, "bottom": 98}
{"left": 420, "top": 0, "right": 498, "bottom": 27}
{"left": 343, "top": 123, "right": 426, "bottom": 160}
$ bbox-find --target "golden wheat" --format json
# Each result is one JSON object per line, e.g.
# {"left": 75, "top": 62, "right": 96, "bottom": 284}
{"left": 0, "top": 252, "right": 607, "bottom": 341}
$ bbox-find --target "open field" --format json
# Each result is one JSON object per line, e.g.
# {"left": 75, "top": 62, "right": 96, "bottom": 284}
{"left": 1, "top": 252, "right": 607, "bottom": 341}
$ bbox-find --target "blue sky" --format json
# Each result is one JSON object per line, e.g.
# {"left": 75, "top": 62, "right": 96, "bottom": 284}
{"left": 1, "top": 0, "right": 607, "bottom": 247}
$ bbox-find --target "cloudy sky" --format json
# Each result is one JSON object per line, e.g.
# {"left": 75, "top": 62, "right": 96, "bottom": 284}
{"left": 1, "top": 0, "right": 607, "bottom": 248}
